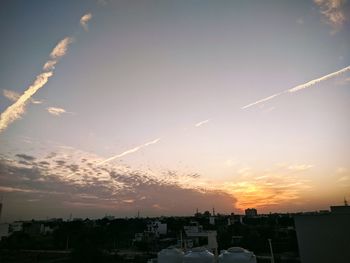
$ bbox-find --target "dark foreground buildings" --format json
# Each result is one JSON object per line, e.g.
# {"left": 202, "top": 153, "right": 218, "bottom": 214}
{"left": 294, "top": 204, "right": 350, "bottom": 263}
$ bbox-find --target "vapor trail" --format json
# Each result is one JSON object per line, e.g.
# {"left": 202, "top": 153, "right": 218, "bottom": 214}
{"left": 288, "top": 65, "right": 350, "bottom": 93}
{"left": 241, "top": 65, "right": 350, "bottom": 109}
{"left": 97, "top": 138, "right": 161, "bottom": 165}
{"left": 0, "top": 72, "right": 53, "bottom": 133}
{"left": 241, "top": 92, "right": 285, "bottom": 110}
{"left": 0, "top": 37, "right": 73, "bottom": 133}
{"left": 195, "top": 119, "right": 210, "bottom": 127}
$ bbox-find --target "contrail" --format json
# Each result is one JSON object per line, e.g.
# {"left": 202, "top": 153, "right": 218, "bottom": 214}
{"left": 0, "top": 37, "right": 73, "bottom": 133}
{"left": 97, "top": 138, "right": 161, "bottom": 165}
{"left": 0, "top": 72, "right": 53, "bottom": 133}
{"left": 288, "top": 65, "right": 350, "bottom": 93}
{"left": 49, "top": 37, "right": 74, "bottom": 59}
{"left": 241, "top": 92, "right": 285, "bottom": 110}
{"left": 195, "top": 119, "right": 210, "bottom": 127}
{"left": 241, "top": 65, "right": 350, "bottom": 109}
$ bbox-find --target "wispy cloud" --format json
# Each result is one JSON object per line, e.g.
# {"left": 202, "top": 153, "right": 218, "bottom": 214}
{"left": 337, "top": 176, "right": 349, "bottom": 182}
{"left": 3, "top": 89, "right": 42, "bottom": 104}
{"left": 195, "top": 119, "right": 210, "bottom": 127}
{"left": 3, "top": 89, "right": 21, "bottom": 102}
{"left": 287, "top": 164, "right": 314, "bottom": 171}
{"left": 80, "top": 13, "right": 92, "bottom": 31}
{"left": 314, "top": 0, "right": 347, "bottom": 31}
{"left": 97, "top": 138, "right": 161, "bottom": 165}
{"left": 336, "top": 167, "right": 347, "bottom": 174}
{"left": 47, "top": 107, "right": 67, "bottom": 116}
{"left": 49, "top": 37, "right": 74, "bottom": 60}
{"left": 241, "top": 65, "right": 350, "bottom": 109}
{"left": 0, "top": 37, "right": 74, "bottom": 134}
{"left": 43, "top": 60, "right": 58, "bottom": 71}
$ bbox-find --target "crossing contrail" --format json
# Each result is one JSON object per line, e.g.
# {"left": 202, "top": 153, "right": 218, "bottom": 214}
{"left": 0, "top": 37, "right": 73, "bottom": 133}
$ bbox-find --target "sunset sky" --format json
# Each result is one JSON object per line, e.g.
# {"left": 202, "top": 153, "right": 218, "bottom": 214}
{"left": 0, "top": 0, "right": 349, "bottom": 221}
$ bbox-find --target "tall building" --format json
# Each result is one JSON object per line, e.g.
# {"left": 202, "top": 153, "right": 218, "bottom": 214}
{"left": 294, "top": 205, "right": 350, "bottom": 263}
{"left": 245, "top": 208, "right": 257, "bottom": 217}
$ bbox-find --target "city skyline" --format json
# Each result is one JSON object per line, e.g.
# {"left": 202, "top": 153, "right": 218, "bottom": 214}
{"left": 0, "top": 0, "right": 350, "bottom": 221}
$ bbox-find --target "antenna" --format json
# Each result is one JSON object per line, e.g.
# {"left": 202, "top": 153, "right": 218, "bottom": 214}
{"left": 0, "top": 194, "right": 3, "bottom": 221}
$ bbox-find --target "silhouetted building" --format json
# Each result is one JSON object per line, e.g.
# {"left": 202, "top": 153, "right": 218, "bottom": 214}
{"left": 183, "top": 221, "right": 218, "bottom": 255}
{"left": 147, "top": 220, "right": 167, "bottom": 236}
{"left": 0, "top": 223, "right": 9, "bottom": 240}
{"left": 330, "top": 205, "right": 350, "bottom": 214}
{"left": 245, "top": 208, "right": 257, "bottom": 217}
{"left": 9, "top": 221, "right": 23, "bottom": 232}
{"left": 294, "top": 205, "right": 350, "bottom": 263}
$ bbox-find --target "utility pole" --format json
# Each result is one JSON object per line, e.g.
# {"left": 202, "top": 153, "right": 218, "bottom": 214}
{"left": 0, "top": 195, "right": 3, "bottom": 222}
{"left": 66, "top": 235, "right": 69, "bottom": 250}
{"left": 268, "top": 239, "right": 275, "bottom": 263}
{"left": 180, "top": 230, "right": 183, "bottom": 249}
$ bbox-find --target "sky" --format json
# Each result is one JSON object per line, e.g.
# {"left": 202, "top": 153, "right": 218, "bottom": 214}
{"left": 0, "top": 0, "right": 349, "bottom": 221}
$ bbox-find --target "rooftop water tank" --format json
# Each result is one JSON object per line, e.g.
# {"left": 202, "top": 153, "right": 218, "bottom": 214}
{"left": 218, "top": 247, "right": 257, "bottom": 263}
{"left": 157, "top": 248, "right": 184, "bottom": 263}
{"left": 183, "top": 247, "right": 215, "bottom": 263}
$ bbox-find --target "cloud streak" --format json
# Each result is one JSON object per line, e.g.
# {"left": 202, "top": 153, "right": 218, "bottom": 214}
{"left": 80, "top": 13, "right": 92, "bottom": 31}
{"left": 195, "top": 119, "right": 210, "bottom": 127}
{"left": 241, "top": 65, "right": 350, "bottom": 109}
{"left": 0, "top": 37, "right": 74, "bottom": 133}
{"left": 47, "top": 107, "right": 67, "bottom": 116}
{"left": 97, "top": 138, "right": 161, "bottom": 165}
{"left": 49, "top": 37, "right": 74, "bottom": 59}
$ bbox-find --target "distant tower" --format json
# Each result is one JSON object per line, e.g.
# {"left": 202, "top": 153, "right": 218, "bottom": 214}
{"left": 344, "top": 197, "right": 348, "bottom": 206}
{"left": 137, "top": 210, "right": 140, "bottom": 218}
{"left": 212, "top": 207, "right": 216, "bottom": 216}
{"left": 0, "top": 195, "right": 3, "bottom": 220}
